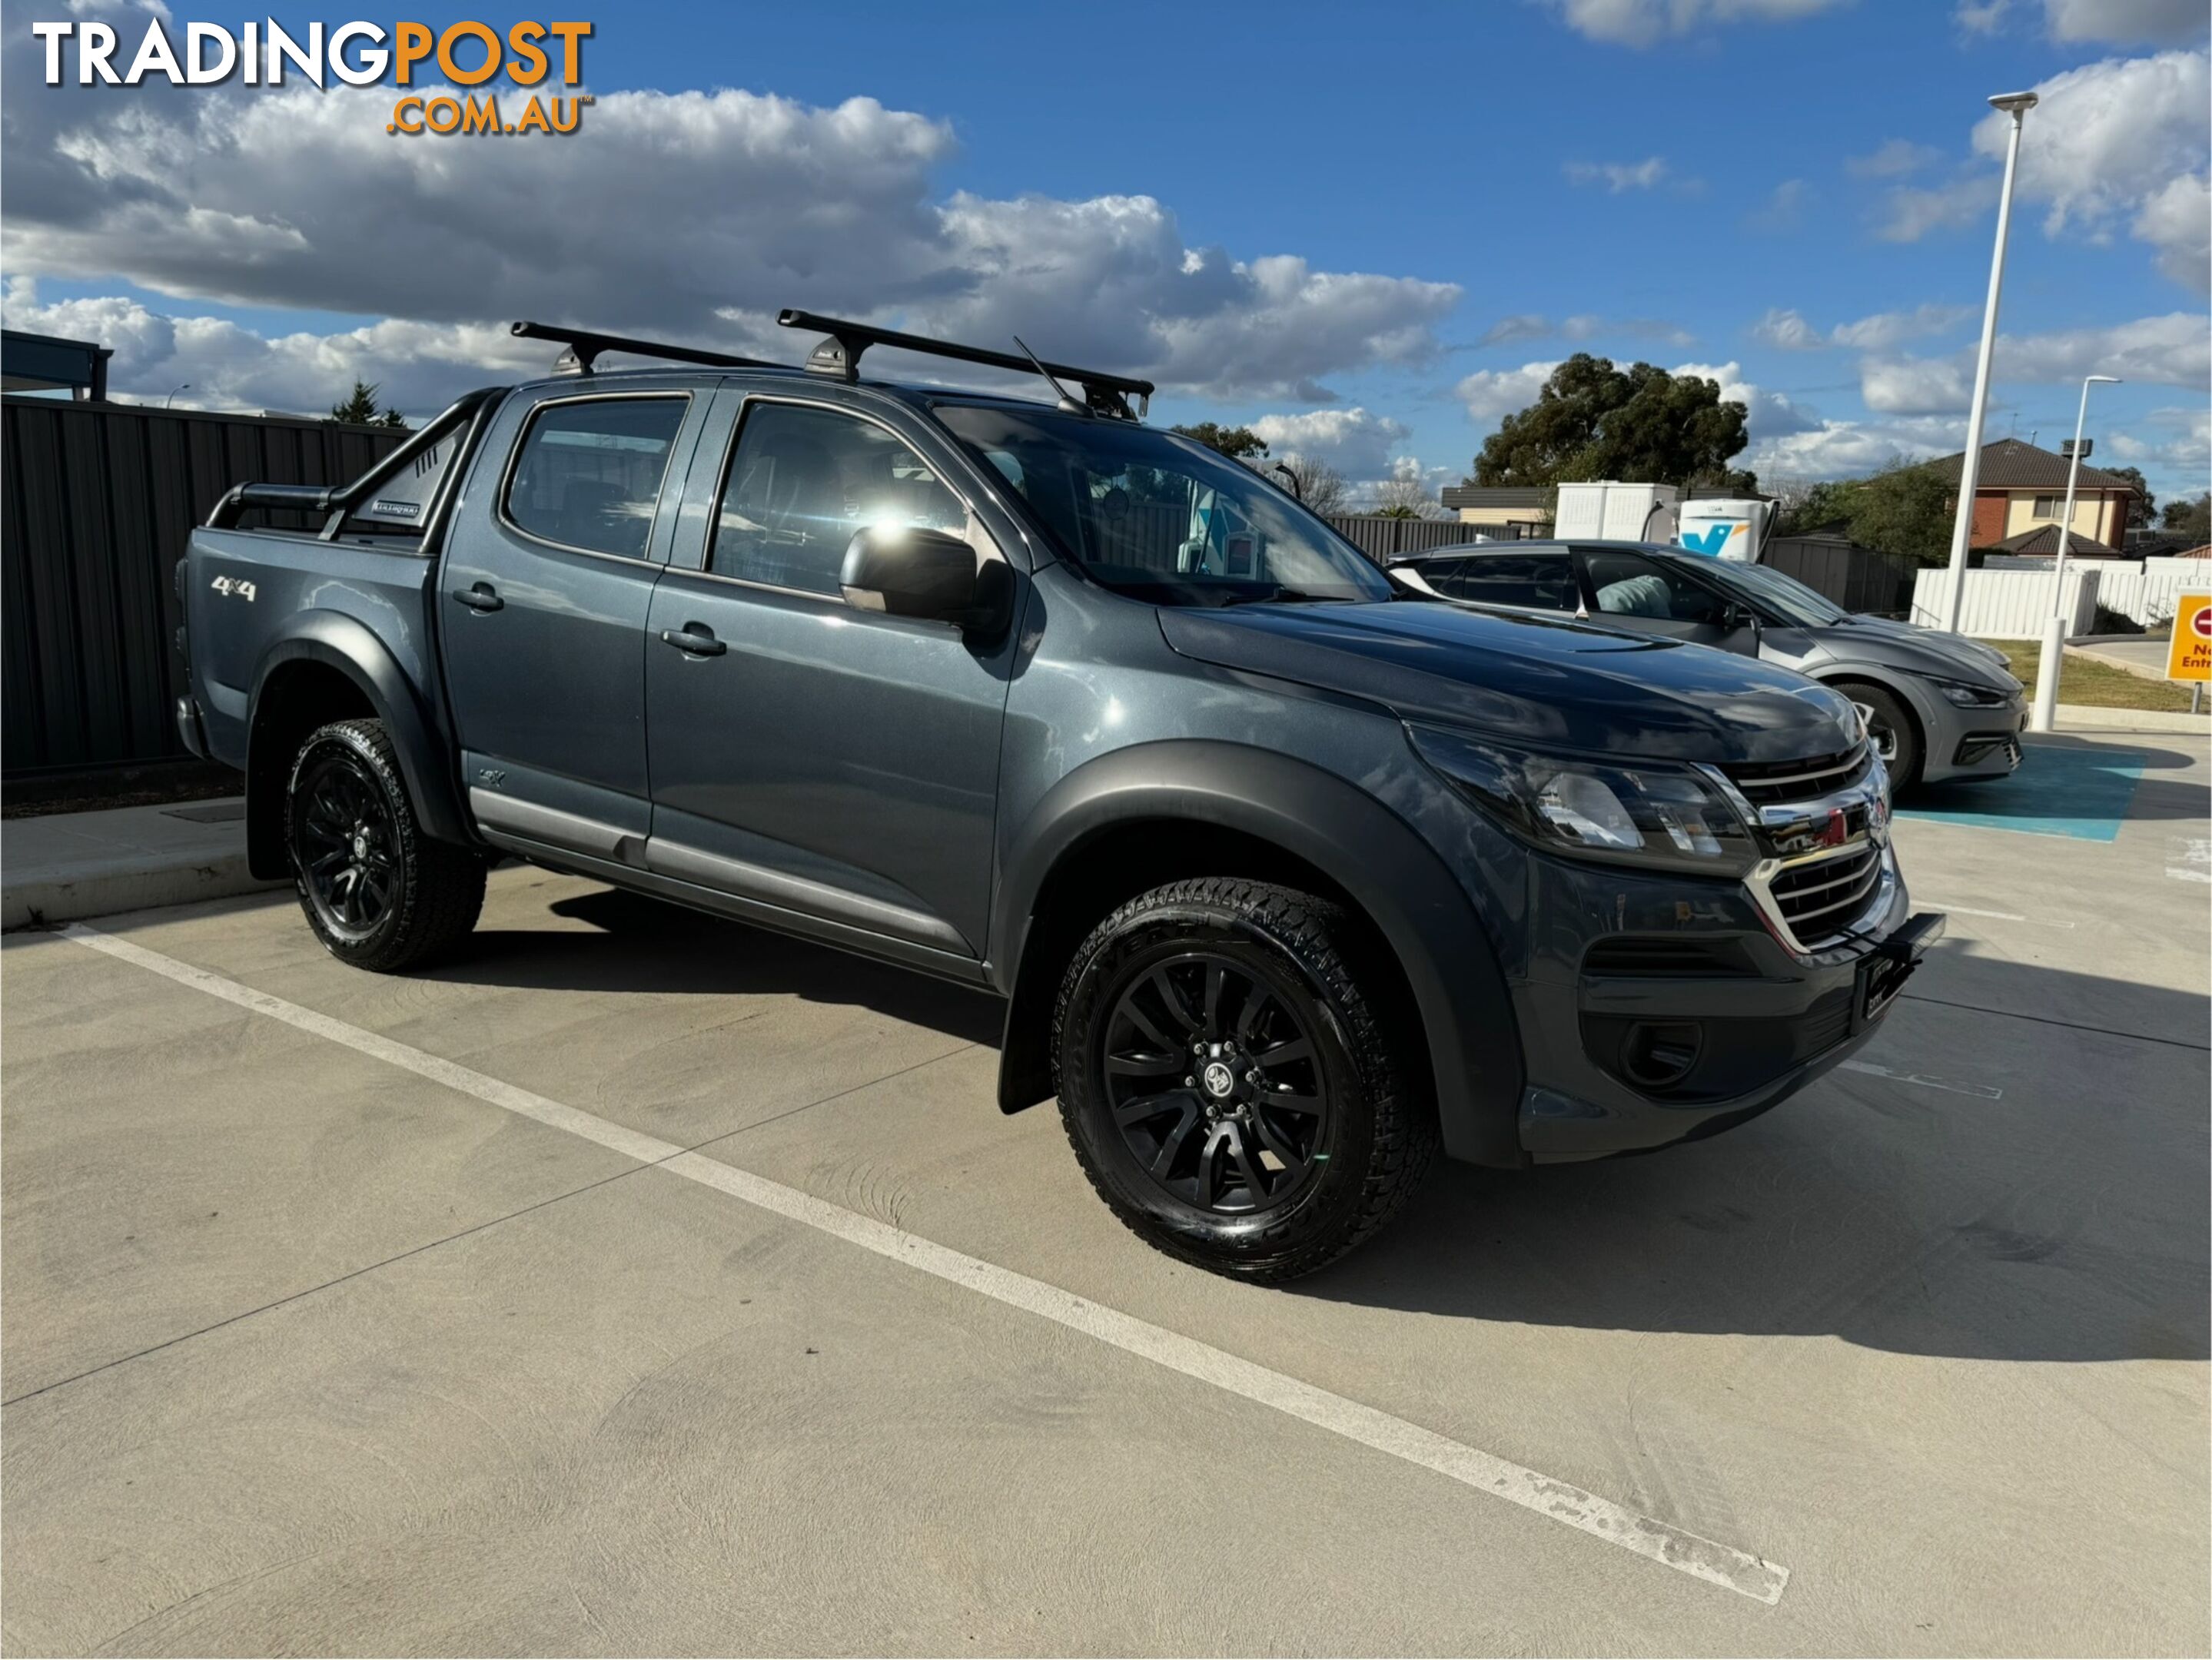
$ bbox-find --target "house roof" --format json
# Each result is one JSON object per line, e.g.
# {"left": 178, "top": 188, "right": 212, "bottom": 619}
{"left": 1924, "top": 437, "right": 2136, "bottom": 493}
{"left": 1439, "top": 485, "right": 1549, "bottom": 509}
{"left": 1991, "top": 523, "right": 2124, "bottom": 558}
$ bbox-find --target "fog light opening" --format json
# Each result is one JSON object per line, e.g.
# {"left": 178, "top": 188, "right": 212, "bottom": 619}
{"left": 1620, "top": 1021, "right": 1702, "bottom": 1090}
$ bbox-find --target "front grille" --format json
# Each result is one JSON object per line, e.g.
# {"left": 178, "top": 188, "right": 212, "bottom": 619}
{"left": 1769, "top": 845, "right": 1882, "bottom": 941}
{"left": 1721, "top": 742, "right": 1872, "bottom": 805}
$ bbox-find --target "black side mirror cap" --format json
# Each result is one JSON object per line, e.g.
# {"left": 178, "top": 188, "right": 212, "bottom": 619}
{"left": 839, "top": 524, "right": 1012, "bottom": 636}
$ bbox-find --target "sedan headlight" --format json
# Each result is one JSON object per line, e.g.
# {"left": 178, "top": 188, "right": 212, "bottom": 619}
{"left": 1925, "top": 675, "right": 2013, "bottom": 709}
{"left": 1410, "top": 725, "right": 1758, "bottom": 877}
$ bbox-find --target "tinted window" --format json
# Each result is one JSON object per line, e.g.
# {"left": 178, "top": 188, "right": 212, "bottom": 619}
{"left": 504, "top": 397, "right": 686, "bottom": 559}
{"left": 932, "top": 403, "right": 1392, "bottom": 606}
{"left": 714, "top": 403, "right": 968, "bottom": 596}
{"left": 1427, "top": 553, "right": 1577, "bottom": 610}
{"left": 1583, "top": 549, "right": 1727, "bottom": 622}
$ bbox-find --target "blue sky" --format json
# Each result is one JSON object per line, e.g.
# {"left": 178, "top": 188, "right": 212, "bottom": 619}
{"left": 5, "top": 0, "right": 2207, "bottom": 503}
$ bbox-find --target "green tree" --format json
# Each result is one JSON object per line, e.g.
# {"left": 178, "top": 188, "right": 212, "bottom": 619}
{"left": 1773, "top": 457, "right": 1955, "bottom": 563}
{"left": 1470, "top": 354, "right": 1755, "bottom": 493}
{"left": 2107, "top": 465, "right": 2154, "bottom": 530}
{"left": 1171, "top": 422, "right": 1269, "bottom": 461}
{"left": 2163, "top": 491, "right": 2210, "bottom": 541}
{"left": 330, "top": 380, "right": 409, "bottom": 430}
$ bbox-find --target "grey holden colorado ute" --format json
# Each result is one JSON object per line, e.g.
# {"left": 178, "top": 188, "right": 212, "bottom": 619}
{"left": 176, "top": 310, "right": 1940, "bottom": 1280}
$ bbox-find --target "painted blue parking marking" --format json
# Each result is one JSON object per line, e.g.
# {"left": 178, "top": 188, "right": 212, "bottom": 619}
{"left": 1899, "top": 744, "right": 2145, "bottom": 842}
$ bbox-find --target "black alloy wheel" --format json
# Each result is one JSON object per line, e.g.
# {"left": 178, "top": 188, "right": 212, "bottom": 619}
{"left": 1101, "top": 951, "right": 1332, "bottom": 1215}
{"left": 291, "top": 744, "right": 400, "bottom": 941}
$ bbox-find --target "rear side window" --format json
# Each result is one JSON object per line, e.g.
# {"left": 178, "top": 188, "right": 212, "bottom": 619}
{"left": 712, "top": 402, "right": 968, "bottom": 596}
{"left": 1582, "top": 549, "right": 1727, "bottom": 622}
{"left": 504, "top": 397, "right": 688, "bottom": 559}
{"left": 1429, "top": 553, "right": 1578, "bottom": 610}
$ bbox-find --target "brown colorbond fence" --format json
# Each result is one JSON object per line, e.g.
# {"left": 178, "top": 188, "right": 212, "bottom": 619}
{"left": 3, "top": 396, "right": 407, "bottom": 780}
{"left": 1761, "top": 536, "right": 1918, "bottom": 616}
{"left": 1324, "top": 514, "right": 1500, "bottom": 561}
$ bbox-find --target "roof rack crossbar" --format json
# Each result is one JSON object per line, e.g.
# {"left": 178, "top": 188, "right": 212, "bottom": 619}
{"left": 776, "top": 308, "right": 1153, "bottom": 419}
{"left": 510, "top": 320, "right": 782, "bottom": 377}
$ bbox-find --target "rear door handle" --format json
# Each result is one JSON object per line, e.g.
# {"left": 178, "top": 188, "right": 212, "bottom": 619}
{"left": 453, "top": 583, "right": 503, "bottom": 613}
{"left": 660, "top": 623, "right": 726, "bottom": 657}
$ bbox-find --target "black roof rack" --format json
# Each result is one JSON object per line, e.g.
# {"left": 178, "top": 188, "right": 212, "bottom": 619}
{"left": 777, "top": 308, "right": 1153, "bottom": 420}
{"left": 510, "top": 320, "right": 782, "bottom": 376}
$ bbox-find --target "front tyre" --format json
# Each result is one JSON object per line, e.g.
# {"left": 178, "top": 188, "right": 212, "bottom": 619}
{"left": 1053, "top": 878, "right": 1435, "bottom": 1282}
{"left": 1841, "top": 682, "right": 1922, "bottom": 792}
{"left": 284, "top": 718, "right": 484, "bottom": 972}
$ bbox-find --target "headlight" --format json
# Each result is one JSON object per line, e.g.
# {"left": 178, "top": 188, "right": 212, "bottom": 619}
{"left": 1409, "top": 725, "right": 1758, "bottom": 877}
{"left": 1925, "top": 675, "right": 2011, "bottom": 708}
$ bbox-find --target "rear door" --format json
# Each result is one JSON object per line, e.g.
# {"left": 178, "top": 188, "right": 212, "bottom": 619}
{"left": 440, "top": 385, "right": 707, "bottom": 858}
{"left": 1575, "top": 546, "right": 1760, "bottom": 654}
{"left": 639, "top": 388, "right": 1019, "bottom": 964}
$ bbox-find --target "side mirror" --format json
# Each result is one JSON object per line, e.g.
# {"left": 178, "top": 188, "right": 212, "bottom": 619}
{"left": 839, "top": 524, "right": 1011, "bottom": 635}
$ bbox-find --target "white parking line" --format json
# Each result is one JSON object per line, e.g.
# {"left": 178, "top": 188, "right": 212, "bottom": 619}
{"left": 1838, "top": 1058, "right": 2004, "bottom": 1099}
{"left": 58, "top": 920, "right": 1789, "bottom": 1605}
{"left": 1920, "top": 901, "right": 2074, "bottom": 928}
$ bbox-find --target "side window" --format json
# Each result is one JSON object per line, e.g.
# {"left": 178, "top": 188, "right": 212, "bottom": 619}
{"left": 1432, "top": 553, "right": 1577, "bottom": 610}
{"left": 504, "top": 397, "right": 688, "bottom": 559}
{"left": 1582, "top": 549, "right": 1726, "bottom": 622}
{"left": 713, "top": 403, "right": 968, "bottom": 596}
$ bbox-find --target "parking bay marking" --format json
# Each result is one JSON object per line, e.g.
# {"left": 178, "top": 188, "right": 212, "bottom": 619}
{"left": 58, "top": 921, "right": 1789, "bottom": 1605}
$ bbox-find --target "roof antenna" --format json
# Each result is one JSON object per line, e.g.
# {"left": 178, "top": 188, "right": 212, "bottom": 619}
{"left": 1011, "top": 335, "right": 1091, "bottom": 417}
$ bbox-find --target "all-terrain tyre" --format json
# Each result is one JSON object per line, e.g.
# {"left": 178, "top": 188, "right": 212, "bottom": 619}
{"left": 1839, "top": 681, "right": 1922, "bottom": 791}
{"left": 284, "top": 718, "right": 485, "bottom": 972}
{"left": 1053, "top": 878, "right": 1436, "bottom": 1281}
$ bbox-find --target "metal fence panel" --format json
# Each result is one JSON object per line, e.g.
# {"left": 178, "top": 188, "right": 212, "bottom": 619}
{"left": 2, "top": 397, "right": 408, "bottom": 779}
{"left": 1908, "top": 566, "right": 2102, "bottom": 636}
{"left": 1324, "top": 515, "right": 1486, "bottom": 561}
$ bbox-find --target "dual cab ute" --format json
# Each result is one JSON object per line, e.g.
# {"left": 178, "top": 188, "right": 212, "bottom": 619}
{"left": 178, "top": 310, "right": 1941, "bottom": 1280}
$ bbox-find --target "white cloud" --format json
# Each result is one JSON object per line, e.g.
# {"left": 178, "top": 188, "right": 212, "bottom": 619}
{"left": 1456, "top": 361, "right": 1561, "bottom": 422}
{"left": 1858, "top": 312, "right": 2212, "bottom": 416}
{"left": 1876, "top": 174, "right": 1996, "bottom": 241}
{"left": 2044, "top": 0, "right": 2208, "bottom": 44}
{"left": 1564, "top": 156, "right": 1669, "bottom": 191}
{"left": 1752, "top": 308, "right": 1825, "bottom": 350}
{"left": 2132, "top": 171, "right": 2211, "bottom": 292}
{"left": 1954, "top": 0, "right": 2008, "bottom": 33}
{"left": 1672, "top": 359, "right": 1819, "bottom": 437}
{"left": 0, "top": 8, "right": 1460, "bottom": 407}
{"left": 1246, "top": 407, "right": 1413, "bottom": 479}
{"left": 1862, "top": 356, "right": 1976, "bottom": 413}
{"left": 1846, "top": 138, "right": 1940, "bottom": 178}
{"left": 1746, "top": 414, "right": 1968, "bottom": 481}
{"left": 1541, "top": 0, "right": 1852, "bottom": 48}
{"left": 2105, "top": 406, "right": 2212, "bottom": 485}
{"left": 1745, "top": 178, "right": 1812, "bottom": 231}
{"left": 1477, "top": 314, "right": 1693, "bottom": 346}
{"left": 1828, "top": 303, "right": 1975, "bottom": 350}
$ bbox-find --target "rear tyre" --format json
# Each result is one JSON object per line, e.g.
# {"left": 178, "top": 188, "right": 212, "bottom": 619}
{"left": 1840, "top": 682, "right": 1921, "bottom": 791}
{"left": 284, "top": 718, "right": 485, "bottom": 972}
{"left": 1053, "top": 878, "right": 1436, "bottom": 1282}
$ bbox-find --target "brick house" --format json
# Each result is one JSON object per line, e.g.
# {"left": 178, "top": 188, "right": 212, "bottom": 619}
{"left": 1924, "top": 437, "right": 2141, "bottom": 554}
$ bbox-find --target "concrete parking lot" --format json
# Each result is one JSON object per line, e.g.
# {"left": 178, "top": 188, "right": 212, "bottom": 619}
{"left": 4, "top": 732, "right": 2207, "bottom": 1656}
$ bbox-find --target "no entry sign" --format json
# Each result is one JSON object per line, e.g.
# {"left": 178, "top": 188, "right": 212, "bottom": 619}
{"left": 2167, "top": 593, "right": 2212, "bottom": 682}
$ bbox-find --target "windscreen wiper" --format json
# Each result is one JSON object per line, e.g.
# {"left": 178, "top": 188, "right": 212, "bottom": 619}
{"left": 1217, "top": 586, "right": 1338, "bottom": 606}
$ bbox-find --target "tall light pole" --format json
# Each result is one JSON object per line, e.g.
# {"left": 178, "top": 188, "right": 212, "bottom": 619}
{"left": 164, "top": 383, "right": 190, "bottom": 409}
{"left": 2028, "top": 373, "right": 2121, "bottom": 733}
{"left": 1940, "top": 90, "right": 2038, "bottom": 634}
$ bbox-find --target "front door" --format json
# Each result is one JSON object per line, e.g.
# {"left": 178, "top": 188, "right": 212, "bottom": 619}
{"left": 440, "top": 388, "right": 702, "bottom": 858}
{"left": 642, "top": 393, "right": 1018, "bottom": 963}
{"left": 1576, "top": 546, "right": 1762, "bottom": 656}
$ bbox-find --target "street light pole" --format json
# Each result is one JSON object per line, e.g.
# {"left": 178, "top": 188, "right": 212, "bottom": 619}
{"left": 2028, "top": 373, "right": 2120, "bottom": 733}
{"left": 1940, "top": 91, "right": 2038, "bottom": 634}
{"left": 164, "top": 383, "right": 190, "bottom": 409}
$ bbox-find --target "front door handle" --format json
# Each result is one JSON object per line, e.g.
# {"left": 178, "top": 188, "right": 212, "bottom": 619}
{"left": 660, "top": 623, "right": 727, "bottom": 657}
{"left": 453, "top": 583, "right": 503, "bottom": 613}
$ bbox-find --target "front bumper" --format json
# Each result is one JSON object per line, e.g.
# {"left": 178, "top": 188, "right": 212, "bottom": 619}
{"left": 1506, "top": 844, "right": 1944, "bottom": 1161}
{"left": 1921, "top": 693, "right": 2027, "bottom": 783}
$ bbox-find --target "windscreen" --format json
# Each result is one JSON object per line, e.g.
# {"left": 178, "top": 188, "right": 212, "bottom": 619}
{"left": 932, "top": 403, "right": 1392, "bottom": 606}
{"left": 1685, "top": 555, "right": 1849, "bottom": 627}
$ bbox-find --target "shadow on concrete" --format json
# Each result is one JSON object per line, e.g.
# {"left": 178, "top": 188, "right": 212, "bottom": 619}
{"left": 1301, "top": 941, "right": 2210, "bottom": 1365}
{"left": 433, "top": 883, "right": 2208, "bottom": 1366}
{"left": 431, "top": 885, "right": 1006, "bottom": 1047}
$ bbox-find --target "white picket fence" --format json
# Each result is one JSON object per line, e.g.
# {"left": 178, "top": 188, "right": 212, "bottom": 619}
{"left": 1909, "top": 559, "right": 2212, "bottom": 637}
